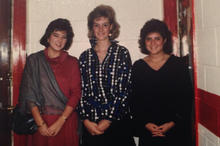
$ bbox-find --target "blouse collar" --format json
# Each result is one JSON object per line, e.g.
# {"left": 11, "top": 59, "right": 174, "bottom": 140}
{"left": 89, "top": 38, "right": 118, "bottom": 48}
{"left": 44, "top": 48, "right": 68, "bottom": 64}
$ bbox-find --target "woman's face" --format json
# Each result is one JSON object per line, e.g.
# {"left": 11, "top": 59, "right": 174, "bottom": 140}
{"left": 145, "top": 32, "right": 166, "bottom": 55}
{"left": 47, "top": 30, "right": 67, "bottom": 52}
{"left": 92, "top": 17, "right": 112, "bottom": 41}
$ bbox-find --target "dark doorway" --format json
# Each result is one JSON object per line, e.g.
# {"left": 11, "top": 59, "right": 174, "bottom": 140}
{"left": 164, "top": 0, "right": 196, "bottom": 146}
{"left": 0, "top": 0, "right": 12, "bottom": 146}
{"left": 177, "top": 1, "right": 196, "bottom": 146}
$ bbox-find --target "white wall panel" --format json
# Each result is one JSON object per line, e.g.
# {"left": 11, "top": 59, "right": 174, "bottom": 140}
{"left": 215, "top": 27, "right": 220, "bottom": 67}
{"left": 195, "top": 0, "right": 220, "bottom": 145}
{"left": 197, "top": 64, "right": 206, "bottom": 90}
{"left": 196, "top": 28, "right": 216, "bottom": 66}
{"left": 206, "top": 66, "right": 220, "bottom": 95}
{"left": 26, "top": 0, "right": 163, "bottom": 61}
{"left": 203, "top": 0, "right": 220, "bottom": 28}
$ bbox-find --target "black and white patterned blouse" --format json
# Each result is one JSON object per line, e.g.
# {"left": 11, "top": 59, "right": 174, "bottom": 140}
{"left": 77, "top": 42, "right": 132, "bottom": 122}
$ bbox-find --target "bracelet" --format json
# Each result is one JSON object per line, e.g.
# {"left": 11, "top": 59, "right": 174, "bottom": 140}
{"left": 61, "top": 115, "right": 67, "bottom": 121}
{"left": 37, "top": 121, "right": 45, "bottom": 127}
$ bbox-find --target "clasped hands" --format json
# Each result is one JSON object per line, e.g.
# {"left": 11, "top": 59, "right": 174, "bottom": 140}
{"left": 84, "top": 119, "right": 111, "bottom": 136}
{"left": 38, "top": 116, "right": 66, "bottom": 137}
{"left": 145, "top": 121, "right": 175, "bottom": 137}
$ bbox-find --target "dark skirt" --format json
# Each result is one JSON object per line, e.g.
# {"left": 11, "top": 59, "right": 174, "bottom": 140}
{"left": 80, "top": 119, "right": 136, "bottom": 146}
{"left": 138, "top": 122, "right": 192, "bottom": 146}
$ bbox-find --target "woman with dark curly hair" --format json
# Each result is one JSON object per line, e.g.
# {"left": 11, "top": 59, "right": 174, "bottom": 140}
{"left": 77, "top": 4, "right": 135, "bottom": 146}
{"left": 18, "top": 18, "right": 81, "bottom": 146}
{"left": 130, "top": 19, "right": 193, "bottom": 146}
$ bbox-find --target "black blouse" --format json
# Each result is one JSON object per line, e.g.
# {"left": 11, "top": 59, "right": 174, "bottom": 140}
{"left": 77, "top": 42, "right": 132, "bottom": 122}
{"left": 130, "top": 55, "right": 193, "bottom": 137}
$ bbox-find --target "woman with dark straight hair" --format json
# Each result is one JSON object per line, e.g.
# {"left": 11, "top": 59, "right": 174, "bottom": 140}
{"left": 18, "top": 18, "right": 81, "bottom": 146}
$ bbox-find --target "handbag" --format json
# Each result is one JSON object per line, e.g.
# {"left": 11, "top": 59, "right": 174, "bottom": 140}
{"left": 11, "top": 105, "right": 38, "bottom": 135}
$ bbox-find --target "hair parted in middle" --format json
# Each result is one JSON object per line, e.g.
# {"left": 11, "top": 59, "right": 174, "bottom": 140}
{"left": 87, "top": 4, "right": 120, "bottom": 40}
{"left": 40, "top": 18, "right": 74, "bottom": 51}
{"left": 138, "top": 18, "right": 173, "bottom": 55}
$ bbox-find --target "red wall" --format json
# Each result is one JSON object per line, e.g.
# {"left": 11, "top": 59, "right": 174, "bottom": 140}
{"left": 163, "top": 0, "right": 177, "bottom": 37}
{"left": 198, "top": 89, "right": 220, "bottom": 137}
{"left": 12, "top": 0, "right": 27, "bottom": 146}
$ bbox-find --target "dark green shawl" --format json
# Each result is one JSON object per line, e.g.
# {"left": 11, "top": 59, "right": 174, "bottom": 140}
{"left": 18, "top": 50, "right": 67, "bottom": 115}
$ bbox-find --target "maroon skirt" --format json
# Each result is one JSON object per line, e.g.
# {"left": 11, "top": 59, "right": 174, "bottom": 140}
{"left": 27, "top": 112, "right": 79, "bottom": 146}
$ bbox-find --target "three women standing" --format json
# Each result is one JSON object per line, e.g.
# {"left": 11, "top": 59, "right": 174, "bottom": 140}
{"left": 77, "top": 5, "right": 135, "bottom": 146}
{"left": 18, "top": 7, "right": 193, "bottom": 146}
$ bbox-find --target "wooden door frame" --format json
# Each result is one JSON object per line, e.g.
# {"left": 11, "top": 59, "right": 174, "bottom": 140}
{"left": 12, "top": 0, "right": 26, "bottom": 146}
{"left": 0, "top": 0, "right": 12, "bottom": 146}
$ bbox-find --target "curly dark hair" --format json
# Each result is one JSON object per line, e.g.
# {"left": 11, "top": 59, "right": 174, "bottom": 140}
{"left": 87, "top": 4, "right": 120, "bottom": 40}
{"left": 138, "top": 19, "right": 173, "bottom": 55}
{"left": 40, "top": 18, "right": 74, "bottom": 51}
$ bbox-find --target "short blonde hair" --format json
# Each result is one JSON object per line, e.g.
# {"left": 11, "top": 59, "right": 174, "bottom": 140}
{"left": 87, "top": 5, "right": 120, "bottom": 40}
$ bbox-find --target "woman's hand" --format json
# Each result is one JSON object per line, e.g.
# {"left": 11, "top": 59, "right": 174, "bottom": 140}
{"left": 84, "top": 119, "right": 104, "bottom": 135}
{"left": 31, "top": 106, "right": 50, "bottom": 136}
{"left": 48, "top": 117, "right": 65, "bottom": 136}
{"left": 38, "top": 123, "right": 50, "bottom": 136}
{"left": 158, "top": 121, "right": 175, "bottom": 134}
{"left": 145, "top": 123, "right": 165, "bottom": 137}
{"left": 97, "top": 119, "right": 111, "bottom": 132}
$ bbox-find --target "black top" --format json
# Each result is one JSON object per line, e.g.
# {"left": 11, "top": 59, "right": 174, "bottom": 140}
{"left": 130, "top": 55, "right": 193, "bottom": 143}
